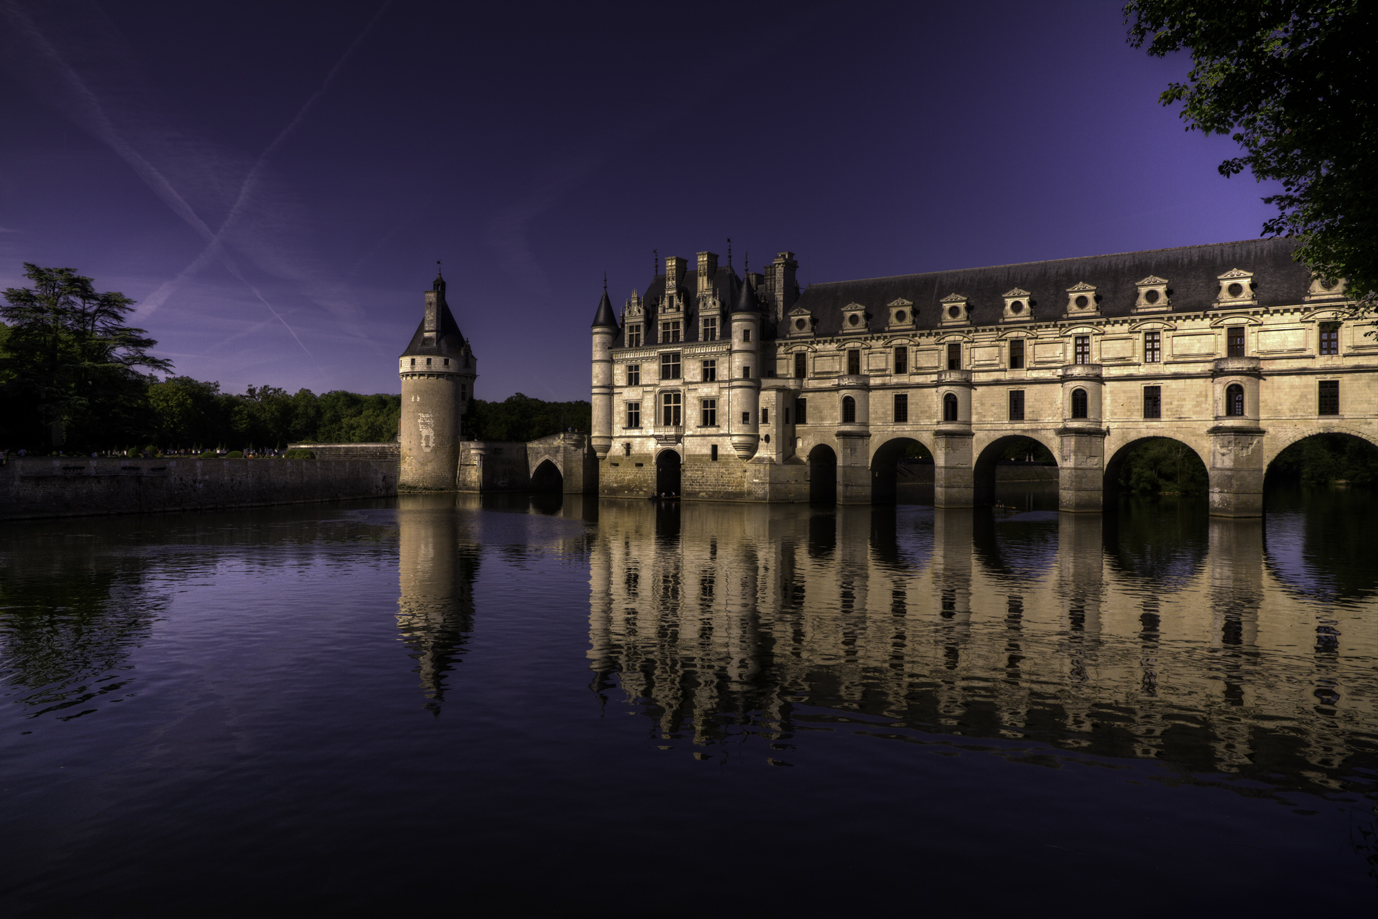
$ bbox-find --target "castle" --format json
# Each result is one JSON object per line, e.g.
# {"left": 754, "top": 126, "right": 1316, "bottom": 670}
{"left": 588, "top": 239, "right": 1376, "bottom": 515}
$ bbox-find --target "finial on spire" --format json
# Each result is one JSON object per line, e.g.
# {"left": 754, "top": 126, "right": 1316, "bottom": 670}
{"left": 745, "top": 251, "right": 749, "bottom": 274}
{"left": 727, "top": 238, "right": 732, "bottom": 268}
{"left": 603, "top": 271, "right": 607, "bottom": 292}
{"left": 653, "top": 248, "right": 658, "bottom": 278}
{"left": 436, "top": 259, "right": 442, "bottom": 277}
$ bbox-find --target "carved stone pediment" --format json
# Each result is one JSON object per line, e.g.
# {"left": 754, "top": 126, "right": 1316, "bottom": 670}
{"left": 1002, "top": 287, "right": 1033, "bottom": 322}
{"left": 1065, "top": 282, "right": 1099, "bottom": 315}
{"left": 1134, "top": 275, "right": 1170, "bottom": 312}
{"left": 886, "top": 297, "right": 915, "bottom": 329}
{"left": 1215, "top": 268, "right": 1256, "bottom": 307}
{"left": 787, "top": 305, "right": 815, "bottom": 337}
{"left": 940, "top": 293, "right": 969, "bottom": 325}
{"left": 841, "top": 302, "right": 869, "bottom": 333}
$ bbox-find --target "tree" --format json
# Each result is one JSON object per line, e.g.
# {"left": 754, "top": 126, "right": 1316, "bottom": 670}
{"left": 1, "top": 264, "right": 172, "bottom": 449}
{"left": 1125, "top": 1, "right": 1378, "bottom": 306}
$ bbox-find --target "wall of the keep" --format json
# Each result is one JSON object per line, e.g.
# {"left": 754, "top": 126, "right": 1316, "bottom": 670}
{"left": 0, "top": 457, "right": 397, "bottom": 520}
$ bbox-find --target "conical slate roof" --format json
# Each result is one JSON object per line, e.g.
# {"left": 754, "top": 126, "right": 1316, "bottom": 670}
{"left": 733, "top": 271, "right": 761, "bottom": 313}
{"left": 400, "top": 273, "right": 467, "bottom": 358}
{"left": 591, "top": 286, "right": 618, "bottom": 329}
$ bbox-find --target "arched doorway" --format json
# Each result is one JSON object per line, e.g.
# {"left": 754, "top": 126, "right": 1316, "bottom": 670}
{"left": 530, "top": 459, "right": 563, "bottom": 492}
{"left": 809, "top": 444, "right": 837, "bottom": 505}
{"left": 655, "top": 449, "right": 681, "bottom": 496}
{"left": 972, "top": 435, "right": 1057, "bottom": 509}
{"left": 870, "top": 437, "right": 934, "bottom": 505}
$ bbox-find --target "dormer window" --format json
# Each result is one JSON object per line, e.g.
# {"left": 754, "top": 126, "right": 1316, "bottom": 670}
{"left": 701, "top": 315, "right": 718, "bottom": 341}
{"left": 1002, "top": 288, "right": 1033, "bottom": 322}
{"left": 788, "top": 306, "right": 815, "bottom": 338}
{"left": 1066, "top": 282, "right": 1099, "bottom": 316}
{"left": 626, "top": 323, "right": 642, "bottom": 347}
{"left": 940, "top": 293, "right": 969, "bottom": 326}
{"left": 659, "top": 319, "right": 681, "bottom": 343}
{"left": 841, "top": 302, "right": 868, "bottom": 333}
{"left": 1215, "top": 269, "right": 1257, "bottom": 307}
{"left": 887, "top": 298, "right": 915, "bottom": 330}
{"left": 1135, "top": 275, "right": 1171, "bottom": 311}
{"left": 1306, "top": 276, "right": 1348, "bottom": 302}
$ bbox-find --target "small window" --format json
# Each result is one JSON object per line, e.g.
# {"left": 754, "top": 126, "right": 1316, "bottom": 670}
{"left": 761, "top": 408, "right": 769, "bottom": 424}
{"left": 743, "top": 328, "right": 752, "bottom": 343}
{"left": 626, "top": 324, "right": 642, "bottom": 347}
{"left": 794, "top": 352, "right": 807, "bottom": 378}
{"left": 1144, "top": 331, "right": 1161, "bottom": 363}
{"left": 784, "top": 408, "right": 791, "bottom": 425}
{"left": 660, "top": 320, "right": 681, "bottom": 343}
{"left": 942, "top": 393, "right": 958, "bottom": 422}
{"left": 842, "top": 396, "right": 856, "bottom": 423}
{"left": 700, "top": 399, "right": 717, "bottom": 427}
{"left": 1009, "top": 390, "right": 1024, "bottom": 421}
{"left": 796, "top": 398, "right": 807, "bottom": 425}
{"left": 894, "top": 347, "right": 908, "bottom": 375}
{"left": 1319, "top": 380, "right": 1339, "bottom": 415}
{"left": 1225, "top": 383, "right": 1245, "bottom": 417}
{"left": 426, "top": 358, "right": 432, "bottom": 366}
{"left": 741, "top": 366, "right": 751, "bottom": 379}
{"left": 627, "top": 364, "right": 640, "bottom": 386}
{"left": 626, "top": 402, "right": 641, "bottom": 428}
{"left": 847, "top": 349, "right": 861, "bottom": 376}
{"left": 702, "top": 316, "right": 718, "bottom": 342}
{"left": 1009, "top": 339, "right": 1024, "bottom": 369}
{"left": 711, "top": 444, "right": 718, "bottom": 461}
{"left": 661, "top": 391, "right": 682, "bottom": 426}
{"left": 1227, "top": 326, "right": 1245, "bottom": 357}
{"left": 1319, "top": 322, "right": 1339, "bottom": 355}
{"left": 1071, "top": 388, "right": 1088, "bottom": 419}
{"left": 444, "top": 358, "right": 449, "bottom": 366}
{"left": 741, "top": 412, "right": 750, "bottom": 424}
{"left": 893, "top": 393, "right": 908, "bottom": 423}
{"left": 1074, "top": 335, "right": 1090, "bottom": 365}
{"left": 410, "top": 358, "right": 415, "bottom": 367}
{"left": 623, "top": 442, "right": 631, "bottom": 456}
{"left": 702, "top": 359, "right": 716, "bottom": 382}
{"left": 660, "top": 352, "right": 681, "bottom": 380}
{"left": 947, "top": 343, "right": 961, "bottom": 370}
{"left": 1144, "top": 386, "right": 1161, "bottom": 419}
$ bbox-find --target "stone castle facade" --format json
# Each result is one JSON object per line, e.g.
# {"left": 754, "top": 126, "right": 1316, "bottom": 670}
{"left": 589, "top": 239, "right": 1377, "bottom": 515}
{"left": 398, "top": 271, "right": 477, "bottom": 489}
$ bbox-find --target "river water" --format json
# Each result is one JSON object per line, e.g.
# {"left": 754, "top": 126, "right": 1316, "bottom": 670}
{"left": 1, "top": 489, "right": 1374, "bottom": 916}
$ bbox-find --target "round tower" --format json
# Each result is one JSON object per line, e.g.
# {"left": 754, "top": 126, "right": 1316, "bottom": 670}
{"left": 399, "top": 270, "right": 477, "bottom": 489}
{"left": 728, "top": 266, "right": 763, "bottom": 459}
{"left": 590, "top": 281, "right": 618, "bottom": 459}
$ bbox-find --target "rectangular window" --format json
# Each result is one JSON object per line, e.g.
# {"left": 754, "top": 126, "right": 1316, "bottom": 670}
{"left": 794, "top": 352, "right": 807, "bottom": 378}
{"left": 1227, "top": 326, "right": 1245, "bottom": 357}
{"left": 1144, "top": 331, "right": 1161, "bottom": 363}
{"left": 623, "top": 442, "right": 631, "bottom": 456}
{"left": 1009, "top": 390, "right": 1024, "bottom": 421}
{"left": 1074, "top": 335, "right": 1090, "bottom": 364}
{"left": 894, "top": 393, "right": 908, "bottom": 423}
{"left": 702, "top": 359, "right": 716, "bottom": 382}
{"left": 762, "top": 408, "right": 769, "bottom": 424}
{"left": 660, "top": 351, "right": 681, "bottom": 380}
{"left": 1143, "top": 386, "right": 1162, "bottom": 419}
{"left": 784, "top": 408, "right": 791, "bottom": 425}
{"left": 701, "top": 316, "right": 718, "bottom": 342}
{"left": 700, "top": 399, "right": 717, "bottom": 427}
{"left": 848, "top": 349, "right": 861, "bottom": 375}
{"left": 743, "top": 328, "right": 752, "bottom": 343}
{"left": 661, "top": 392, "right": 682, "bottom": 426}
{"left": 947, "top": 343, "right": 961, "bottom": 370}
{"left": 626, "top": 364, "right": 640, "bottom": 386}
{"left": 894, "top": 347, "right": 908, "bottom": 374}
{"left": 1319, "top": 380, "right": 1339, "bottom": 415}
{"left": 796, "top": 398, "right": 807, "bottom": 425}
{"left": 741, "top": 411, "right": 750, "bottom": 424}
{"left": 741, "top": 366, "right": 751, "bottom": 379}
{"left": 626, "top": 402, "right": 641, "bottom": 428}
{"left": 660, "top": 320, "right": 681, "bottom": 343}
{"left": 626, "top": 324, "right": 642, "bottom": 347}
{"left": 1009, "top": 339, "right": 1024, "bottom": 369}
{"left": 1320, "top": 323, "right": 1339, "bottom": 355}
{"left": 711, "top": 444, "right": 718, "bottom": 461}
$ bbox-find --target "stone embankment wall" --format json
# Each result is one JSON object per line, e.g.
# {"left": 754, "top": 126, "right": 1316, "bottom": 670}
{"left": 0, "top": 457, "right": 397, "bottom": 520}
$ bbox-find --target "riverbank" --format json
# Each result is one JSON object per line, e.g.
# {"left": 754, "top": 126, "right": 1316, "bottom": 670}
{"left": 0, "top": 457, "right": 397, "bottom": 520}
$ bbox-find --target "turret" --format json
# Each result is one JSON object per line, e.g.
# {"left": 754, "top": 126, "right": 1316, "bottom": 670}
{"left": 728, "top": 265, "right": 763, "bottom": 459}
{"left": 590, "top": 282, "right": 618, "bottom": 459}
{"left": 399, "top": 269, "right": 476, "bottom": 489}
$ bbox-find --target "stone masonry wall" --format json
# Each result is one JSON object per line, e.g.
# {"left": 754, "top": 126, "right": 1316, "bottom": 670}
{"left": 0, "top": 457, "right": 397, "bottom": 520}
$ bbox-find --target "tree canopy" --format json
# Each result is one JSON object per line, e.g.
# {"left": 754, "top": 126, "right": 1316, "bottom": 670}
{"left": 1125, "top": 0, "right": 1377, "bottom": 302}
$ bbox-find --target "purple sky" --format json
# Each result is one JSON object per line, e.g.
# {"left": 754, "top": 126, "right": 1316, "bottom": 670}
{"left": 0, "top": 0, "right": 1280, "bottom": 403}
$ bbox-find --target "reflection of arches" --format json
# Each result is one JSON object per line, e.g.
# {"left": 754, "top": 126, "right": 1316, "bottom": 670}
{"left": 942, "top": 393, "right": 958, "bottom": 422}
{"left": 1104, "top": 500, "right": 1207, "bottom": 589}
{"left": 655, "top": 449, "right": 681, "bottom": 496}
{"left": 972, "top": 435, "right": 1058, "bottom": 507}
{"left": 1225, "top": 384, "right": 1245, "bottom": 417}
{"left": 1105, "top": 437, "right": 1210, "bottom": 502}
{"left": 972, "top": 510, "right": 1059, "bottom": 582}
{"left": 870, "top": 437, "right": 934, "bottom": 505}
{"left": 530, "top": 459, "right": 563, "bottom": 492}
{"left": 809, "top": 444, "right": 837, "bottom": 504}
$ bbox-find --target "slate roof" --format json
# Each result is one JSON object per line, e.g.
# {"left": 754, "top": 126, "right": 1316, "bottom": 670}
{"left": 778, "top": 238, "right": 1308, "bottom": 338}
{"left": 400, "top": 276, "right": 467, "bottom": 358}
{"left": 590, "top": 287, "right": 618, "bottom": 329}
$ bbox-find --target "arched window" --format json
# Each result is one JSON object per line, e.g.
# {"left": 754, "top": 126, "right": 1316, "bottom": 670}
{"left": 1071, "top": 388, "right": 1088, "bottom": 419}
{"left": 842, "top": 396, "right": 856, "bottom": 424}
{"left": 942, "top": 393, "right": 958, "bottom": 422}
{"left": 1226, "top": 383, "right": 1245, "bottom": 416}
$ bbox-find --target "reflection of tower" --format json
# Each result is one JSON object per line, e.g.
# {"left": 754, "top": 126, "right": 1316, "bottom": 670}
{"left": 396, "top": 494, "right": 480, "bottom": 713}
{"left": 399, "top": 269, "right": 477, "bottom": 489}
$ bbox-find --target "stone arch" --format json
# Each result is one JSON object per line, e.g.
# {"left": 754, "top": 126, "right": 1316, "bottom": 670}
{"left": 869, "top": 436, "right": 936, "bottom": 505}
{"left": 1261, "top": 424, "right": 1378, "bottom": 471}
{"left": 972, "top": 433, "right": 1059, "bottom": 507}
{"left": 1104, "top": 436, "right": 1211, "bottom": 502}
{"left": 654, "top": 447, "right": 682, "bottom": 496}
{"left": 808, "top": 443, "right": 838, "bottom": 504}
{"left": 530, "top": 458, "right": 563, "bottom": 492}
{"left": 1263, "top": 429, "right": 1378, "bottom": 489}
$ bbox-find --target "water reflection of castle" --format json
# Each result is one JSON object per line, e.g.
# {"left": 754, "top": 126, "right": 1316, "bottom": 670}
{"left": 587, "top": 500, "right": 1375, "bottom": 786}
